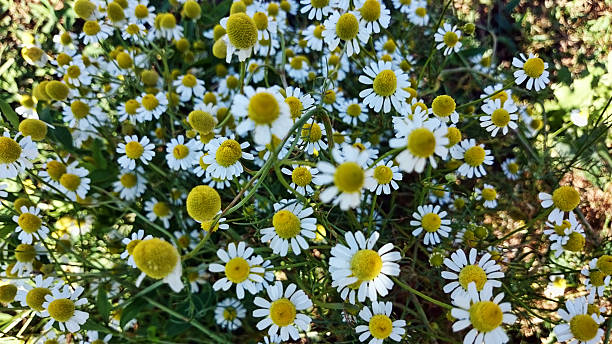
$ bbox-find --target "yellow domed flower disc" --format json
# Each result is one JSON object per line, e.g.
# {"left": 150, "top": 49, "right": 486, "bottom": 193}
{"left": 373, "top": 70, "right": 397, "bottom": 97}
{"left": 569, "top": 314, "right": 599, "bottom": 342}
{"left": 523, "top": 57, "right": 545, "bottom": 78}
{"left": 248, "top": 92, "right": 280, "bottom": 125}
{"left": 47, "top": 298, "right": 75, "bottom": 322}
{"left": 132, "top": 238, "right": 179, "bottom": 279}
{"left": 369, "top": 314, "right": 393, "bottom": 339}
{"left": 464, "top": 146, "right": 485, "bottom": 167}
{"left": 215, "top": 139, "right": 242, "bottom": 167}
{"left": 469, "top": 301, "right": 503, "bottom": 332}
{"left": 226, "top": 13, "right": 258, "bottom": 50}
{"left": 596, "top": 255, "right": 612, "bottom": 275}
{"left": 291, "top": 167, "right": 312, "bottom": 186}
{"left": 333, "top": 162, "right": 364, "bottom": 193}
{"left": 482, "top": 188, "right": 497, "bottom": 201}
{"left": 15, "top": 243, "right": 36, "bottom": 262}
{"left": 551, "top": 186, "right": 580, "bottom": 212}
{"left": 225, "top": 257, "right": 250, "bottom": 283}
{"left": 269, "top": 298, "right": 296, "bottom": 327}
{"left": 45, "top": 81, "right": 69, "bottom": 101}
{"left": 18, "top": 119, "right": 47, "bottom": 141}
{"left": 18, "top": 212, "right": 42, "bottom": 233}
{"left": 350, "top": 249, "right": 382, "bottom": 281}
{"left": 188, "top": 110, "right": 216, "bottom": 133}
{"left": 0, "top": 137, "right": 22, "bottom": 164}
{"left": 301, "top": 123, "right": 322, "bottom": 142}
{"left": 60, "top": 173, "right": 81, "bottom": 192}
{"left": 407, "top": 128, "right": 436, "bottom": 158}
{"left": 272, "top": 210, "right": 301, "bottom": 239}
{"left": 25, "top": 287, "right": 51, "bottom": 311}
{"left": 421, "top": 213, "right": 441, "bottom": 232}
{"left": 335, "top": 13, "right": 359, "bottom": 41}
{"left": 186, "top": 185, "right": 221, "bottom": 222}
{"left": 458, "top": 264, "right": 487, "bottom": 290}
{"left": 373, "top": 165, "right": 393, "bottom": 184}
{"left": 432, "top": 95, "right": 455, "bottom": 118}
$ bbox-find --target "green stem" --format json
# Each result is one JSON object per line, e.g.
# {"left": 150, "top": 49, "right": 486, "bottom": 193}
{"left": 392, "top": 277, "right": 453, "bottom": 310}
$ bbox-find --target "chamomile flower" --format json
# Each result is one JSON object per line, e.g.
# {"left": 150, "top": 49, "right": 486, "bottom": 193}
{"left": 451, "top": 283, "right": 516, "bottom": 344}
{"left": 355, "top": 301, "right": 406, "bottom": 343}
{"left": 258, "top": 334, "right": 283, "bottom": 344}
{"left": 299, "top": 121, "right": 328, "bottom": 155}
{"left": 15, "top": 94, "right": 38, "bottom": 119}
{"left": 121, "top": 229, "right": 153, "bottom": 268}
{"left": 157, "top": 13, "right": 183, "bottom": 41}
{"left": 58, "top": 161, "right": 91, "bottom": 201}
{"left": 0, "top": 132, "right": 38, "bottom": 179}
{"left": 366, "top": 160, "right": 402, "bottom": 195}
{"left": 208, "top": 242, "right": 265, "bottom": 299}
{"left": 132, "top": 238, "right": 184, "bottom": 292}
{"left": 581, "top": 258, "right": 610, "bottom": 302}
{"left": 63, "top": 100, "right": 107, "bottom": 131}
{"left": 173, "top": 73, "right": 205, "bottom": 101}
{"left": 251, "top": 11, "right": 277, "bottom": 41}
{"left": 21, "top": 44, "right": 49, "bottom": 67}
{"left": 545, "top": 274, "right": 567, "bottom": 298}
{"left": 112, "top": 168, "right": 147, "bottom": 201}
{"left": 126, "top": 0, "right": 155, "bottom": 26}
{"left": 410, "top": 204, "right": 452, "bottom": 246}
{"left": 35, "top": 331, "right": 66, "bottom": 344}
{"left": 451, "top": 139, "right": 494, "bottom": 179}
{"left": 221, "top": 13, "right": 259, "bottom": 62}
{"left": 338, "top": 98, "right": 368, "bottom": 126}
{"left": 322, "top": 11, "right": 370, "bottom": 57}
{"left": 80, "top": 20, "right": 113, "bottom": 45}
{"left": 471, "top": 53, "right": 495, "bottom": 74}
{"left": 299, "top": 0, "right": 333, "bottom": 20}
{"left": 246, "top": 58, "right": 266, "bottom": 83}
{"left": 253, "top": 281, "right": 313, "bottom": 341}
{"left": 281, "top": 165, "right": 319, "bottom": 196}
{"left": 199, "top": 215, "right": 230, "bottom": 234}
{"left": 314, "top": 144, "right": 376, "bottom": 210}
{"left": 260, "top": 199, "right": 317, "bottom": 257}
{"left": 408, "top": 1, "right": 429, "bottom": 26}
{"left": 389, "top": 117, "right": 449, "bottom": 173}
{"left": 330, "top": 231, "right": 401, "bottom": 303}
{"left": 136, "top": 92, "right": 168, "bottom": 121}
{"left": 218, "top": 73, "right": 240, "bottom": 97}
{"left": 13, "top": 206, "right": 49, "bottom": 244}
{"left": 434, "top": 23, "right": 462, "bottom": 56}
{"left": 428, "top": 182, "right": 451, "bottom": 205}
{"left": 512, "top": 53, "right": 550, "bottom": 91}
{"left": 117, "top": 99, "right": 142, "bottom": 123}
{"left": 117, "top": 135, "right": 155, "bottom": 170}
{"left": 53, "top": 31, "right": 78, "bottom": 54}
{"left": 480, "top": 84, "right": 512, "bottom": 105}
{"left": 553, "top": 296, "right": 605, "bottom": 344}
{"left": 283, "top": 86, "right": 315, "bottom": 121}
{"left": 475, "top": 184, "right": 498, "bottom": 208}
{"left": 392, "top": 0, "right": 413, "bottom": 13}
{"left": 356, "top": 0, "right": 391, "bottom": 34}
{"left": 501, "top": 158, "right": 521, "bottom": 180}
{"left": 303, "top": 24, "right": 325, "bottom": 51}
{"left": 479, "top": 99, "right": 518, "bottom": 136}
{"left": 233, "top": 86, "right": 292, "bottom": 146}
{"left": 202, "top": 136, "right": 254, "bottom": 180}
{"left": 15, "top": 275, "right": 61, "bottom": 315}
{"left": 539, "top": 185, "right": 581, "bottom": 223}
{"left": 286, "top": 55, "right": 310, "bottom": 83}
{"left": 83, "top": 331, "right": 112, "bottom": 344}
{"left": 215, "top": 298, "right": 246, "bottom": 331}
{"left": 41, "top": 285, "right": 89, "bottom": 332}
{"left": 144, "top": 198, "right": 173, "bottom": 228}
{"left": 442, "top": 248, "right": 504, "bottom": 299}
{"left": 166, "top": 135, "right": 203, "bottom": 171}
{"left": 359, "top": 61, "right": 410, "bottom": 113}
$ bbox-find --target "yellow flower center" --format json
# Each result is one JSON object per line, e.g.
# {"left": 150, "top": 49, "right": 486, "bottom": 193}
{"left": 482, "top": 188, "right": 497, "bottom": 201}
{"left": 183, "top": 0, "right": 201, "bottom": 19}
{"left": 126, "top": 239, "right": 141, "bottom": 255}
{"left": 253, "top": 12, "right": 268, "bottom": 30}
{"left": 314, "top": 24, "right": 325, "bottom": 38}
{"left": 360, "top": 0, "right": 381, "bottom": 22}
{"left": 25, "top": 287, "right": 51, "bottom": 311}
{"left": 56, "top": 53, "right": 72, "bottom": 67}
{"left": 562, "top": 232, "right": 585, "bottom": 252}
{"left": 225, "top": 257, "right": 250, "bottom": 283}
{"left": 491, "top": 109, "right": 510, "bottom": 127}
{"left": 269, "top": 298, "right": 297, "bottom": 327}
{"left": 421, "top": 212, "right": 441, "bottom": 232}
{"left": 383, "top": 39, "right": 396, "bottom": 53}
{"left": 188, "top": 110, "right": 216, "bottom": 133}
{"left": 589, "top": 270, "right": 605, "bottom": 287}
{"left": 464, "top": 146, "right": 485, "bottom": 167}
{"left": 107, "top": 2, "right": 125, "bottom": 22}
{"left": 446, "top": 127, "right": 461, "bottom": 147}
{"left": 285, "top": 96, "right": 303, "bottom": 119}
{"left": 215, "top": 139, "right": 242, "bottom": 167}
{"left": 346, "top": 103, "right": 362, "bottom": 117}
{"left": 213, "top": 24, "right": 226, "bottom": 40}
{"left": 160, "top": 13, "right": 176, "bottom": 29}
{"left": 369, "top": 314, "right": 393, "bottom": 339}
{"left": 290, "top": 55, "right": 307, "bottom": 70}
{"left": 125, "top": 141, "right": 144, "bottom": 159}
{"left": 553, "top": 220, "right": 571, "bottom": 236}
{"left": 415, "top": 7, "right": 426, "bottom": 17}
{"left": 432, "top": 95, "right": 455, "bottom": 118}
{"left": 248, "top": 92, "right": 280, "bottom": 125}
{"left": 491, "top": 90, "right": 508, "bottom": 105}
{"left": 74, "top": 0, "right": 96, "bottom": 19}
{"left": 407, "top": 128, "right": 436, "bottom": 158}
{"left": 132, "top": 238, "right": 179, "bottom": 279}
{"left": 18, "top": 213, "right": 41, "bottom": 233}
{"left": 336, "top": 13, "right": 359, "bottom": 41}
{"left": 301, "top": 122, "right": 322, "bottom": 142}
{"left": 134, "top": 4, "right": 148, "bottom": 18}
{"left": 469, "top": 301, "right": 502, "bottom": 333}
{"left": 323, "top": 90, "right": 336, "bottom": 104}
{"left": 267, "top": 2, "right": 279, "bottom": 16}
{"left": 48, "top": 298, "right": 75, "bottom": 322}
{"left": 400, "top": 0, "right": 411, "bottom": 4}
{"left": 141, "top": 94, "right": 159, "bottom": 111}
{"left": 570, "top": 314, "right": 599, "bottom": 342}
{"left": 373, "top": 70, "right": 397, "bottom": 97}
{"left": 351, "top": 249, "right": 383, "bottom": 281}
{"left": 551, "top": 186, "right": 580, "bottom": 212}
{"left": 443, "top": 31, "right": 458, "bottom": 47}
{"left": 458, "top": 264, "right": 487, "bottom": 290}
{"left": 83, "top": 20, "right": 101, "bottom": 35}
{"left": 19, "top": 119, "right": 47, "bottom": 141}
{"left": 71, "top": 100, "right": 90, "bottom": 119}
{"left": 223, "top": 307, "right": 238, "bottom": 320}
{"left": 373, "top": 165, "right": 393, "bottom": 184}
{"left": 120, "top": 173, "right": 137, "bottom": 188}
{"left": 153, "top": 201, "right": 170, "bottom": 217}
{"left": 291, "top": 167, "right": 312, "bottom": 187}
{"left": 60, "top": 173, "right": 81, "bottom": 191}
{"left": 311, "top": 0, "right": 328, "bottom": 8}
{"left": 432, "top": 186, "right": 446, "bottom": 198}
{"left": 523, "top": 57, "right": 545, "bottom": 78}
{"left": 177, "top": 234, "right": 190, "bottom": 248}
{"left": 334, "top": 162, "right": 365, "bottom": 193}
{"left": 123, "top": 99, "right": 139, "bottom": 115}
{"left": 67, "top": 65, "right": 82, "bottom": 79}
{"left": 186, "top": 185, "right": 221, "bottom": 222}
{"left": 126, "top": 23, "right": 140, "bottom": 35}
{"left": 0, "top": 137, "right": 22, "bottom": 164}
{"left": 45, "top": 81, "right": 69, "bottom": 101}
{"left": 181, "top": 74, "right": 197, "bottom": 88}
{"left": 507, "top": 162, "right": 519, "bottom": 174}
{"left": 172, "top": 144, "right": 189, "bottom": 160}
{"left": 596, "top": 255, "right": 612, "bottom": 275}
{"left": 0, "top": 284, "right": 17, "bottom": 303}
{"left": 226, "top": 13, "right": 258, "bottom": 50}
{"left": 273, "top": 210, "right": 302, "bottom": 239}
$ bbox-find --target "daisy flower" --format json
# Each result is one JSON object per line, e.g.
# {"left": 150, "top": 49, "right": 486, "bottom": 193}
{"left": 479, "top": 99, "right": 519, "bottom": 136}
{"left": 283, "top": 86, "right": 315, "bottom": 121}
{"left": 221, "top": 13, "right": 259, "bottom": 62}
{"left": 501, "top": 158, "right": 521, "bottom": 180}
{"left": 112, "top": 168, "right": 147, "bottom": 201}
{"left": 173, "top": 73, "right": 205, "bottom": 102}
{"left": 451, "top": 139, "right": 494, "bottom": 179}
{"left": 442, "top": 248, "right": 504, "bottom": 299}
{"left": 53, "top": 31, "right": 78, "bottom": 54}
{"left": 471, "top": 53, "right": 495, "bottom": 74}
{"left": 408, "top": 1, "right": 429, "bottom": 26}
{"left": 187, "top": 265, "right": 208, "bottom": 293}
{"left": 355, "top": 301, "right": 406, "bottom": 343}
{"left": 83, "top": 330, "right": 112, "bottom": 344}
{"left": 202, "top": 136, "right": 254, "bottom": 180}
{"left": 451, "top": 283, "right": 516, "bottom": 344}
{"left": 157, "top": 13, "right": 183, "bottom": 41}
{"left": 208, "top": 242, "right": 265, "bottom": 299}
{"left": 303, "top": 24, "right": 325, "bottom": 51}
{"left": 553, "top": 296, "right": 605, "bottom": 344}
{"left": 117, "top": 98, "right": 142, "bottom": 123}
{"left": 58, "top": 161, "right": 91, "bottom": 201}
{"left": 410, "top": 204, "right": 452, "bottom": 246}
{"left": 41, "top": 285, "right": 89, "bottom": 332}
{"left": 116, "top": 135, "right": 155, "bottom": 170}
{"left": 251, "top": 11, "right": 277, "bottom": 41}
{"left": 258, "top": 334, "right": 283, "bottom": 344}
{"left": 314, "top": 144, "right": 376, "bottom": 210}
{"left": 144, "top": 198, "right": 173, "bottom": 228}
{"left": 431, "top": 94, "right": 460, "bottom": 123}
{"left": 544, "top": 274, "right": 567, "bottom": 298}
{"left": 512, "top": 53, "right": 550, "bottom": 91}
{"left": 366, "top": 160, "right": 402, "bottom": 195}
{"left": 260, "top": 199, "right": 317, "bottom": 257}
{"left": 15, "top": 275, "right": 61, "bottom": 315}
{"left": 546, "top": 212, "right": 586, "bottom": 257}
{"left": 581, "top": 258, "right": 610, "bottom": 302}
{"left": 392, "top": 0, "right": 414, "bottom": 13}
{"left": 475, "top": 184, "right": 498, "bottom": 208}
{"left": 538, "top": 185, "right": 581, "bottom": 223}
{"left": 15, "top": 94, "right": 38, "bottom": 119}
{"left": 166, "top": 135, "right": 203, "bottom": 171}
{"left": 428, "top": 182, "right": 451, "bottom": 205}
{"left": 13, "top": 206, "right": 49, "bottom": 244}
{"left": 356, "top": 0, "right": 391, "bottom": 34}
{"left": 34, "top": 331, "right": 66, "bottom": 344}
{"left": 0, "top": 132, "right": 38, "bottom": 179}
{"left": 126, "top": 0, "right": 155, "bottom": 26}
{"left": 389, "top": 117, "right": 449, "bottom": 173}
{"left": 359, "top": 60, "right": 410, "bottom": 113}
{"left": 480, "top": 83, "right": 512, "bottom": 105}
{"left": 338, "top": 98, "right": 368, "bottom": 126}
{"left": 121, "top": 229, "right": 153, "bottom": 268}
{"left": 299, "top": 0, "right": 333, "bottom": 20}
{"left": 233, "top": 86, "right": 292, "bottom": 146}
{"left": 329, "top": 231, "right": 401, "bottom": 303}
{"left": 434, "top": 23, "right": 462, "bottom": 55}
{"left": 286, "top": 55, "right": 310, "bottom": 83}
{"left": 246, "top": 58, "right": 266, "bottom": 83}
{"left": 281, "top": 165, "right": 319, "bottom": 196}
{"left": 80, "top": 20, "right": 113, "bottom": 45}
{"left": 214, "top": 298, "right": 246, "bottom": 331}
{"left": 299, "top": 121, "right": 328, "bottom": 155}
{"left": 136, "top": 92, "right": 168, "bottom": 121}
{"left": 253, "top": 281, "right": 313, "bottom": 341}
{"left": 132, "top": 238, "right": 184, "bottom": 292}
{"left": 62, "top": 60, "right": 92, "bottom": 87}
{"left": 63, "top": 100, "right": 107, "bottom": 131}
{"left": 322, "top": 11, "right": 370, "bottom": 57}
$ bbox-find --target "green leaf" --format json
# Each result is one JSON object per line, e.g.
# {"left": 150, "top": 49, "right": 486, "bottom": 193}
{"left": 81, "top": 319, "right": 110, "bottom": 332}
{"left": 121, "top": 298, "right": 147, "bottom": 329}
{"left": 97, "top": 287, "right": 112, "bottom": 320}
{"left": 0, "top": 100, "right": 19, "bottom": 129}
{"left": 92, "top": 139, "right": 108, "bottom": 169}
